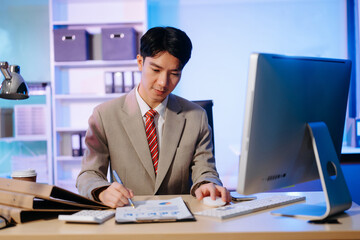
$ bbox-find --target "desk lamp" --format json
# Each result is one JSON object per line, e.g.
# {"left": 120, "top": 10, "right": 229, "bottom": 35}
{"left": 0, "top": 62, "right": 29, "bottom": 100}
{"left": 0, "top": 62, "right": 29, "bottom": 228}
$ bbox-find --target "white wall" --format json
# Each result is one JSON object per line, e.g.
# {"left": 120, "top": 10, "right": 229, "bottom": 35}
{"left": 148, "top": 0, "right": 348, "bottom": 188}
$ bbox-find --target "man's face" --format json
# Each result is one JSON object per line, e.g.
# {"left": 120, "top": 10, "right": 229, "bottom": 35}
{"left": 137, "top": 51, "right": 182, "bottom": 108}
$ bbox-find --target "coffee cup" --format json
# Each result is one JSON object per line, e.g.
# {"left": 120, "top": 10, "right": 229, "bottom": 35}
{"left": 11, "top": 169, "right": 37, "bottom": 182}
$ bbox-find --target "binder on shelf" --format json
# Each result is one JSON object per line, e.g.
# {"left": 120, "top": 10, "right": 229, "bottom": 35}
{"left": 80, "top": 131, "right": 87, "bottom": 155}
{"left": 103, "top": 70, "right": 139, "bottom": 94}
{"left": 0, "top": 178, "right": 108, "bottom": 223}
{"left": 123, "top": 71, "right": 134, "bottom": 93}
{"left": 114, "top": 71, "right": 124, "bottom": 93}
{"left": 71, "top": 133, "right": 81, "bottom": 157}
{"left": 104, "top": 72, "right": 114, "bottom": 94}
{"left": 133, "top": 71, "right": 141, "bottom": 86}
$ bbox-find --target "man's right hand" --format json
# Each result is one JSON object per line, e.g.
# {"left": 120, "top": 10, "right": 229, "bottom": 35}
{"left": 98, "top": 182, "right": 134, "bottom": 208}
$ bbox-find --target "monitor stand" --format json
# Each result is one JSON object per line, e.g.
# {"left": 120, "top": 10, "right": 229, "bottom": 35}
{"left": 271, "top": 122, "right": 352, "bottom": 220}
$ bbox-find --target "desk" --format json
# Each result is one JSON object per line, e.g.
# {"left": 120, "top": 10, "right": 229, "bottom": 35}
{"left": 1, "top": 192, "right": 359, "bottom": 240}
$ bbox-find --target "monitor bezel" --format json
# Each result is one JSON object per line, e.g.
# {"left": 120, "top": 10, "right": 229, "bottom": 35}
{"left": 237, "top": 53, "right": 352, "bottom": 196}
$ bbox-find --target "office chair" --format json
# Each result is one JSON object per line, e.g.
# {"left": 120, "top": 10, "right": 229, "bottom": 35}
{"left": 192, "top": 100, "right": 215, "bottom": 155}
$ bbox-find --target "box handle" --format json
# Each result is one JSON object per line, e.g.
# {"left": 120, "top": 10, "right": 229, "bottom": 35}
{"left": 62, "top": 35, "right": 76, "bottom": 41}
{"left": 110, "top": 33, "right": 125, "bottom": 39}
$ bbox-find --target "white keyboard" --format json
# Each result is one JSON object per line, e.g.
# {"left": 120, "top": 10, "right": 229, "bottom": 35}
{"left": 195, "top": 194, "right": 305, "bottom": 219}
{"left": 58, "top": 210, "right": 115, "bottom": 224}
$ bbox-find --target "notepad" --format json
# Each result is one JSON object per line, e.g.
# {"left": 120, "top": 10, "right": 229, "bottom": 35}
{"left": 115, "top": 197, "right": 195, "bottom": 223}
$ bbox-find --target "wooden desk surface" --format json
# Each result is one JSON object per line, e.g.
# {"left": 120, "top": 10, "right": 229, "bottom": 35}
{"left": 1, "top": 192, "right": 359, "bottom": 240}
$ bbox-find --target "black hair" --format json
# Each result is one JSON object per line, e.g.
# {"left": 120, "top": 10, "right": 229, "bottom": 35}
{"left": 140, "top": 26, "right": 192, "bottom": 69}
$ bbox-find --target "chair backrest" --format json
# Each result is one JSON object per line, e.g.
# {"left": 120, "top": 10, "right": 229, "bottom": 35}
{"left": 192, "top": 100, "right": 215, "bottom": 155}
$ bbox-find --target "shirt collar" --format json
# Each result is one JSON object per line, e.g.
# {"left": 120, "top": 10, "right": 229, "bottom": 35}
{"left": 135, "top": 84, "right": 168, "bottom": 119}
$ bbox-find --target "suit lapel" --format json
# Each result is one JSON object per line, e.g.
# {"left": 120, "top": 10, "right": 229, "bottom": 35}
{"left": 155, "top": 94, "right": 185, "bottom": 192}
{"left": 121, "top": 89, "right": 156, "bottom": 183}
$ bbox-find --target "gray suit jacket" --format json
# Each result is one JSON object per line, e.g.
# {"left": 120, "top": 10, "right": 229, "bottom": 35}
{"left": 76, "top": 88, "right": 222, "bottom": 200}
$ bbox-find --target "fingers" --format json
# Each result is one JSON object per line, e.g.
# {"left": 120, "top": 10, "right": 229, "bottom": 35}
{"left": 215, "top": 185, "right": 231, "bottom": 202}
{"left": 195, "top": 183, "right": 231, "bottom": 203}
{"left": 195, "top": 183, "right": 211, "bottom": 200}
{"left": 209, "top": 184, "right": 217, "bottom": 200}
{"left": 194, "top": 183, "right": 217, "bottom": 200}
{"left": 112, "top": 182, "right": 133, "bottom": 199}
{"left": 195, "top": 188, "right": 204, "bottom": 200}
{"left": 98, "top": 182, "right": 134, "bottom": 208}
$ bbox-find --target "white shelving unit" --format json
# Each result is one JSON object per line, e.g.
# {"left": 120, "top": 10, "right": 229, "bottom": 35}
{"left": 0, "top": 83, "right": 53, "bottom": 185}
{"left": 49, "top": 0, "right": 147, "bottom": 193}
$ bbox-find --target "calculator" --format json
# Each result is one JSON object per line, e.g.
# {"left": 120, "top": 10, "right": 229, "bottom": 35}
{"left": 58, "top": 210, "right": 115, "bottom": 224}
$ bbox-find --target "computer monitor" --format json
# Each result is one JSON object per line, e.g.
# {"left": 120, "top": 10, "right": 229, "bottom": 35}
{"left": 237, "top": 53, "right": 352, "bottom": 220}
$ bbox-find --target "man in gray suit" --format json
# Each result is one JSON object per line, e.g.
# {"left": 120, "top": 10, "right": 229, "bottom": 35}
{"left": 76, "top": 26, "right": 230, "bottom": 208}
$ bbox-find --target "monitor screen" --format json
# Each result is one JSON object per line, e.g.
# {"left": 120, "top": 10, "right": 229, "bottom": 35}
{"left": 237, "top": 53, "right": 352, "bottom": 196}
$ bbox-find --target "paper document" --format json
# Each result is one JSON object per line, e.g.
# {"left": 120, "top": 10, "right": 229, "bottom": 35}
{"left": 115, "top": 197, "right": 195, "bottom": 223}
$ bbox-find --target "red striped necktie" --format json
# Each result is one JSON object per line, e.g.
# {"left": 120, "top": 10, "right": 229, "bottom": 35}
{"left": 145, "top": 109, "right": 159, "bottom": 174}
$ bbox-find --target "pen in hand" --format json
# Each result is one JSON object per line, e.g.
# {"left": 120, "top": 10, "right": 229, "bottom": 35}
{"left": 112, "top": 170, "right": 135, "bottom": 208}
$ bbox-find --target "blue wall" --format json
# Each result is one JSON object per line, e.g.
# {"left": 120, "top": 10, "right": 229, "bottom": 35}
{"left": 148, "top": 0, "right": 360, "bottom": 205}
{"left": 0, "top": 0, "right": 50, "bottom": 83}
{"left": 148, "top": 0, "right": 348, "bottom": 188}
{"left": 0, "top": 0, "right": 49, "bottom": 178}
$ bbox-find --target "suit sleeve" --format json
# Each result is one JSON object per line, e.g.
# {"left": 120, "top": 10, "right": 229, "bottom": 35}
{"left": 76, "top": 107, "right": 111, "bottom": 200}
{"left": 189, "top": 109, "right": 223, "bottom": 195}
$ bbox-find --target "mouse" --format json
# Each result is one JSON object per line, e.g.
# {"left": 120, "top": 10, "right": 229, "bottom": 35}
{"left": 202, "top": 196, "right": 226, "bottom": 207}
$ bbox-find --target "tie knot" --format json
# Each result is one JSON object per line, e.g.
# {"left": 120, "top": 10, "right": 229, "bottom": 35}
{"left": 145, "top": 109, "right": 158, "bottom": 119}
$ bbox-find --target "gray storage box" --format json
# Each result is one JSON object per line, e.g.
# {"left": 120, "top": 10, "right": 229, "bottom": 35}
{"left": 101, "top": 27, "right": 137, "bottom": 60}
{"left": 53, "top": 29, "right": 89, "bottom": 62}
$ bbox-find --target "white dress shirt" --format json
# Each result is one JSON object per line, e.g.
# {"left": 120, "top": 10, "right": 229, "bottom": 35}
{"left": 135, "top": 85, "right": 168, "bottom": 152}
